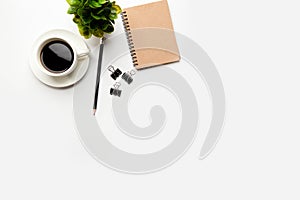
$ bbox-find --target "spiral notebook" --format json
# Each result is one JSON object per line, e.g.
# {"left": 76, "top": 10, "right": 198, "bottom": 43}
{"left": 121, "top": 0, "right": 180, "bottom": 70}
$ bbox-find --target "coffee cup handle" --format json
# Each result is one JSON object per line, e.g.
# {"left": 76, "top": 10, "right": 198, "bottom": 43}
{"left": 77, "top": 49, "right": 89, "bottom": 59}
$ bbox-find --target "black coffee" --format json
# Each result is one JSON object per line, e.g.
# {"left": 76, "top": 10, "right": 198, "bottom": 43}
{"left": 40, "top": 40, "right": 74, "bottom": 73}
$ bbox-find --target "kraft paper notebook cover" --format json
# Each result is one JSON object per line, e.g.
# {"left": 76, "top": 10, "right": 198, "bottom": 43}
{"left": 121, "top": 0, "right": 180, "bottom": 70}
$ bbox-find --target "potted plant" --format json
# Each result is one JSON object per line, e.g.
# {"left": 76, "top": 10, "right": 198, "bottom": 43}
{"left": 66, "top": 0, "right": 122, "bottom": 39}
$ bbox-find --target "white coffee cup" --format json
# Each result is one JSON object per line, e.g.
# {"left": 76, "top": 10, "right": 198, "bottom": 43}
{"left": 37, "top": 38, "right": 89, "bottom": 77}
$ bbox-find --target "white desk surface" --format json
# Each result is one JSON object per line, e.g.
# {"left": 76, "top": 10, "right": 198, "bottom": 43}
{"left": 1, "top": 0, "right": 300, "bottom": 199}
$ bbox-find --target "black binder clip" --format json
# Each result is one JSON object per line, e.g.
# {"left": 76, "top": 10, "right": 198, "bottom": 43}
{"left": 121, "top": 69, "right": 136, "bottom": 84}
{"left": 121, "top": 72, "right": 133, "bottom": 84}
{"left": 108, "top": 65, "right": 122, "bottom": 80}
{"left": 110, "top": 82, "right": 122, "bottom": 97}
{"left": 110, "top": 88, "right": 122, "bottom": 97}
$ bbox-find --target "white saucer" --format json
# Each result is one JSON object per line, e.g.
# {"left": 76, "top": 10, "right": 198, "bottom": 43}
{"left": 30, "top": 29, "right": 90, "bottom": 88}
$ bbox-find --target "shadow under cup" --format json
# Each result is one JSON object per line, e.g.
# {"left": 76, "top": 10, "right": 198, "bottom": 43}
{"left": 40, "top": 39, "right": 75, "bottom": 74}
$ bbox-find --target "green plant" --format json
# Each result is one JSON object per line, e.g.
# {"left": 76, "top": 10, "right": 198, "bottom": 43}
{"left": 66, "top": 0, "right": 122, "bottom": 39}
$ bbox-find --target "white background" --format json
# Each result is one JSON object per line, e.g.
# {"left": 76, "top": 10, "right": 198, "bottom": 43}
{"left": 1, "top": 0, "right": 300, "bottom": 199}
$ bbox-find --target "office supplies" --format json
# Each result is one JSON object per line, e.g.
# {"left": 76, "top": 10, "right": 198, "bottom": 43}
{"left": 110, "top": 88, "right": 122, "bottom": 97}
{"left": 121, "top": 0, "right": 180, "bottom": 70}
{"left": 93, "top": 38, "right": 105, "bottom": 115}
{"left": 108, "top": 65, "right": 123, "bottom": 80}
{"left": 121, "top": 72, "right": 133, "bottom": 84}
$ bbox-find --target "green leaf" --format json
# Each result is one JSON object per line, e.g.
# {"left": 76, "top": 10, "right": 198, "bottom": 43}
{"left": 93, "top": 28, "right": 104, "bottom": 38}
{"left": 101, "top": 22, "right": 109, "bottom": 31}
{"left": 83, "top": 33, "right": 92, "bottom": 39}
{"left": 73, "top": 15, "right": 82, "bottom": 24}
{"left": 67, "top": 6, "right": 78, "bottom": 14}
{"left": 112, "top": 5, "right": 121, "bottom": 14}
{"left": 77, "top": 8, "right": 84, "bottom": 17}
{"left": 106, "top": 25, "right": 114, "bottom": 33}
{"left": 101, "top": 21, "right": 114, "bottom": 33}
{"left": 78, "top": 8, "right": 93, "bottom": 24}
{"left": 90, "top": 0, "right": 102, "bottom": 8}
{"left": 109, "top": 13, "right": 117, "bottom": 20}
{"left": 89, "top": 20, "right": 99, "bottom": 29}
{"left": 105, "top": 1, "right": 112, "bottom": 7}
{"left": 97, "top": 7, "right": 111, "bottom": 16}
{"left": 91, "top": 12, "right": 104, "bottom": 20}
{"left": 99, "top": 0, "right": 107, "bottom": 4}
{"left": 82, "top": 16, "right": 93, "bottom": 24}
{"left": 78, "top": 24, "right": 92, "bottom": 39}
{"left": 66, "top": 0, "right": 80, "bottom": 6}
{"left": 84, "top": 0, "right": 90, "bottom": 6}
{"left": 77, "top": 24, "right": 87, "bottom": 32}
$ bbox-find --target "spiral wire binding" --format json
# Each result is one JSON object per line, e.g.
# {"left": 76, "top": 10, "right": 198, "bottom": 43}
{"left": 121, "top": 11, "right": 139, "bottom": 68}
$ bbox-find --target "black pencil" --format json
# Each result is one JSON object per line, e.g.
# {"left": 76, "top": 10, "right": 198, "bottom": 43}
{"left": 93, "top": 38, "right": 105, "bottom": 115}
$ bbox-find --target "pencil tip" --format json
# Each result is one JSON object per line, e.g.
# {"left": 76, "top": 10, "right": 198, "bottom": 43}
{"left": 93, "top": 109, "right": 96, "bottom": 116}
